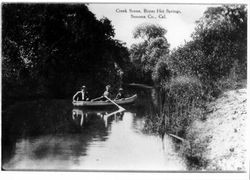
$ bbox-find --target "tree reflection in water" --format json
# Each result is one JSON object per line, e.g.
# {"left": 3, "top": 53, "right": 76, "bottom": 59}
{"left": 2, "top": 101, "right": 116, "bottom": 169}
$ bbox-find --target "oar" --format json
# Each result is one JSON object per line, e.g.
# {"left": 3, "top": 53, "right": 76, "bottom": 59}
{"left": 104, "top": 96, "right": 125, "bottom": 111}
{"left": 91, "top": 96, "right": 103, "bottom": 101}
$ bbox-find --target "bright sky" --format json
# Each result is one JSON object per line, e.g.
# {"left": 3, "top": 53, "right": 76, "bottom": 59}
{"left": 88, "top": 4, "right": 217, "bottom": 49}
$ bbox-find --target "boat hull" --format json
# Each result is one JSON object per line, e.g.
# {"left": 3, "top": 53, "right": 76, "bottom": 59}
{"left": 72, "top": 94, "right": 137, "bottom": 107}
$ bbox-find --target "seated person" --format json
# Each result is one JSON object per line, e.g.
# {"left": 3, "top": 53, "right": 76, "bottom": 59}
{"left": 92, "top": 85, "right": 112, "bottom": 101}
{"left": 73, "top": 85, "right": 89, "bottom": 101}
{"left": 103, "top": 85, "right": 112, "bottom": 98}
{"left": 115, "top": 88, "right": 125, "bottom": 100}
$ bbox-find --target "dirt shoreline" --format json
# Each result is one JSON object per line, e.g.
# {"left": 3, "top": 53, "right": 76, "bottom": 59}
{"left": 187, "top": 88, "right": 247, "bottom": 171}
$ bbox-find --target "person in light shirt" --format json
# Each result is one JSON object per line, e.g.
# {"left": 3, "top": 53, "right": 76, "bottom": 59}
{"left": 72, "top": 85, "right": 89, "bottom": 102}
{"left": 92, "top": 85, "right": 112, "bottom": 101}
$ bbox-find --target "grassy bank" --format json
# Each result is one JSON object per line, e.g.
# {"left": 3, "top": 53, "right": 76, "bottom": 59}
{"left": 183, "top": 85, "right": 247, "bottom": 170}
{"left": 142, "top": 76, "right": 247, "bottom": 170}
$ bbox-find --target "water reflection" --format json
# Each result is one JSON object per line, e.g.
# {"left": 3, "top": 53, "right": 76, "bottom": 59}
{"left": 72, "top": 108, "right": 86, "bottom": 127}
{"left": 2, "top": 88, "right": 187, "bottom": 171}
{"left": 72, "top": 108, "right": 125, "bottom": 128}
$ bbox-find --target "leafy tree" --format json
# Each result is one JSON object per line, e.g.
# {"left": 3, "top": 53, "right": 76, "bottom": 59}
{"left": 133, "top": 23, "right": 167, "bottom": 41}
{"left": 192, "top": 5, "right": 247, "bottom": 80}
{"left": 129, "top": 23, "right": 170, "bottom": 84}
{"left": 2, "top": 3, "right": 130, "bottom": 107}
{"left": 152, "top": 56, "right": 172, "bottom": 86}
{"left": 166, "top": 5, "right": 247, "bottom": 98}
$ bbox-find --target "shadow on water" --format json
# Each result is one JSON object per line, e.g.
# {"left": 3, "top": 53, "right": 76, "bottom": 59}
{"left": 2, "top": 100, "right": 112, "bottom": 167}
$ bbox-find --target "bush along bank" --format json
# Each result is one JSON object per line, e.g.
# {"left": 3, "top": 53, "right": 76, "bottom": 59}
{"left": 142, "top": 76, "right": 247, "bottom": 170}
{"left": 157, "top": 76, "right": 208, "bottom": 169}
{"left": 141, "top": 5, "right": 247, "bottom": 170}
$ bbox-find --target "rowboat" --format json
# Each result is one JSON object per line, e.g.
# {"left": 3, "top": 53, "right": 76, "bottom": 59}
{"left": 72, "top": 94, "right": 137, "bottom": 107}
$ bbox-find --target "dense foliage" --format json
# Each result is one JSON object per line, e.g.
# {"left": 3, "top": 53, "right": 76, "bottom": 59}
{"left": 125, "top": 23, "right": 170, "bottom": 84}
{"left": 136, "top": 5, "right": 247, "bottom": 169}
{"left": 140, "top": 5, "right": 247, "bottom": 136}
{"left": 169, "top": 5, "right": 246, "bottom": 97}
{"left": 2, "top": 4, "right": 130, "bottom": 107}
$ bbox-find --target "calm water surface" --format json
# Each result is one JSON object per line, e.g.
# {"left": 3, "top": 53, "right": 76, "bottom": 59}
{"left": 2, "top": 88, "right": 187, "bottom": 171}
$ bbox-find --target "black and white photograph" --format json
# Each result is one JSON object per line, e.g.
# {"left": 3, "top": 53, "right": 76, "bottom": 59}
{"left": 1, "top": 1, "right": 248, "bottom": 176}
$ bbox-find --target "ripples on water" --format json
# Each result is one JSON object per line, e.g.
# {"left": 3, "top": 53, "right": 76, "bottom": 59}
{"left": 2, "top": 88, "right": 187, "bottom": 171}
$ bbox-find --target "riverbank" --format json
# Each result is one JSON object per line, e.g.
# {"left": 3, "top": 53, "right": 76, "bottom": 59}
{"left": 186, "top": 87, "right": 247, "bottom": 171}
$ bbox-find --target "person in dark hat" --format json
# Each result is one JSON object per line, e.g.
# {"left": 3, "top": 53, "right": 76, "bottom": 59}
{"left": 72, "top": 85, "right": 89, "bottom": 102}
{"left": 115, "top": 87, "right": 125, "bottom": 100}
